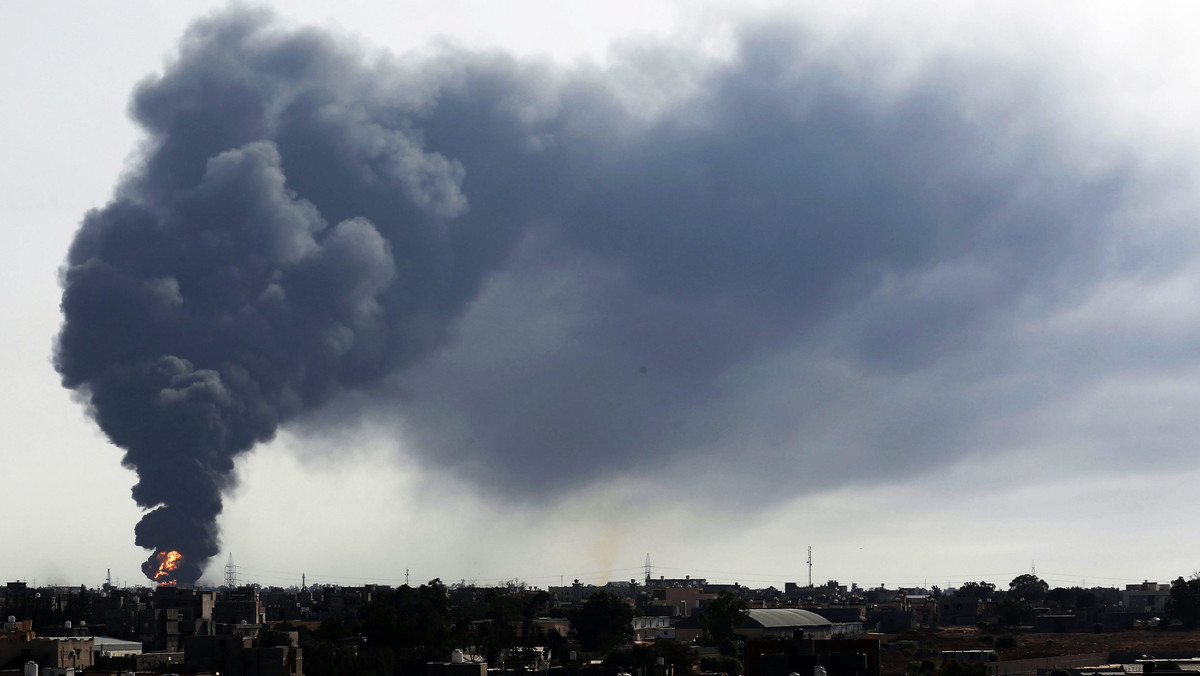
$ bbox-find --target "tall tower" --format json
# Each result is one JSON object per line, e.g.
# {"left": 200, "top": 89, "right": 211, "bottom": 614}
{"left": 223, "top": 553, "right": 239, "bottom": 588}
{"left": 644, "top": 553, "right": 652, "bottom": 586}
{"left": 807, "top": 546, "right": 812, "bottom": 588}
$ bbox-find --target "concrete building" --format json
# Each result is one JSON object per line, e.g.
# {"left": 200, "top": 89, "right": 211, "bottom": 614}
{"left": 263, "top": 588, "right": 310, "bottom": 622}
{"left": 185, "top": 634, "right": 302, "bottom": 676}
{"left": 937, "top": 592, "right": 982, "bottom": 626}
{"left": 868, "top": 607, "right": 914, "bottom": 633}
{"left": 676, "top": 608, "right": 849, "bottom": 643}
{"left": 322, "top": 586, "right": 375, "bottom": 621}
{"left": 632, "top": 615, "right": 674, "bottom": 641}
{"left": 216, "top": 586, "right": 267, "bottom": 629}
{"left": 740, "top": 609, "right": 862, "bottom": 640}
{"left": 155, "top": 586, "right": 216, "bottom": 628}
{"left": 1123, "top": 582, "right": 1171, "bottom": 615}
{"left": 91, "top": 634, "right": 142, "bottom": 658}
{"left": 648, "top": 587, "right": 716, "bottom": 618}
{"left": 0, "top": 636, "right": 94, "bottom": 671}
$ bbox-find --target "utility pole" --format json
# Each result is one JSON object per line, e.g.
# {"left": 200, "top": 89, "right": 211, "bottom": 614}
{"left": 405, "top": 568, "right": 410, "bottom": 586}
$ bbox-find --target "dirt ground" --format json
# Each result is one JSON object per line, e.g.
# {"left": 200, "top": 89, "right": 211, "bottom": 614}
{"left": 879, "top": 626, "right": 1200, "bottom": 675}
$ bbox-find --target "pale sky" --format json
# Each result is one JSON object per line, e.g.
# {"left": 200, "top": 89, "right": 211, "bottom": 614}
{"left": 5, "top": 1, "right": 1200, "bottom": 592}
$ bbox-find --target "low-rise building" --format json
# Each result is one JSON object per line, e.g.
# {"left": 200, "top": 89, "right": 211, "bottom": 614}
{"left": 0, "top": 635, "right": 94, "bottom": 671}
{"left": 937, "top": 592, "right": 982, "bottom": 626}
{"left": 185, "top": 634, "right": 302, "bottom": 676}
{"left": 1123, "top": 582, "right": 1171, "bottom": 615}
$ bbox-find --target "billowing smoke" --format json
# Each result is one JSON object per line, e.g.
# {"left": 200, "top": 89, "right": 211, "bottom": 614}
{"left": 56, "top": 10, "right": 487, "bottom": 583}
{"left": 56, "top": 8, "right": 1184, "bottom": 583}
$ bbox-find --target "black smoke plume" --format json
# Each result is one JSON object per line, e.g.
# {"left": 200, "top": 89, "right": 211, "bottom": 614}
{"left": 57, "top": 8, "right": 1170, "bottom": 583}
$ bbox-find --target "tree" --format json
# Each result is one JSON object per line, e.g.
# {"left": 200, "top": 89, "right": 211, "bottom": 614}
{"left": 1077, "top": 590, "right": 1098, "bottom": 609}
{"left": 603, "top": 639, "right": 696, "bottom": 673}
{"left": 604, "top": 644, "right": 656, "bottom": 669}
{"left": 359, "top": 579, "right": 454, "bottom": 669}
{"left": 995, "top": 599, "right": 1035, "bottom": 627}
{"left": 909, "top": 655, "right": 990, "bottom": 676}
{"left": 1167, "top": 576, "right": 1200, "bottom": 630}
{"left": 701, "top": 591, "right": 750, "bottom": 656}
{"left": 298, "top": 618, "right": 368, "bottom": 676}
{"left": 259, "top": 625, "right": 295, "bottom": 648}
{"left": 653, "top": 638, "right": 699, "bottom": 673}
{"left": 1045, "top": 587, "right": 1074, "bottom": 611}
{"left": 570, "top": 592, "right": 635, "bottom": 654}
{"left": 700, "top": 655, "right": 744, "bottom": 676}
{"left": 958, "top": 582, "right": 996, "bottom": 601}
{"left": 1008, "top": 575, "right": 1049, "bottom": 603}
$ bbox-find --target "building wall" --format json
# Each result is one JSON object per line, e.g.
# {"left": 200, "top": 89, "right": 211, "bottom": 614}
{"left": 1123, "top": 583, "right": 1170, "bottom": 614}
{"left": 0, "top": 636, "right": 94, "bottom": 670}
{"left": 185, "top": 634, "right": 302, "bottom": 676}
{"left": 648, "top": 588, "right": 716, "bottom": 617}
{"left": 937, "top": 594, "right": 981, "bottom": 626}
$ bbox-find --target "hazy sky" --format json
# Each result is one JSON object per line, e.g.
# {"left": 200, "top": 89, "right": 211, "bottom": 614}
{"left": 6, "top": 0, "right": 1200, "bottom": 592}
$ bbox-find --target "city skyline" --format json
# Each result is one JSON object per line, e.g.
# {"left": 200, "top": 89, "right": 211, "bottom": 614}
{"left": 0, "top": 559, "right": 1152, "bottom": 596}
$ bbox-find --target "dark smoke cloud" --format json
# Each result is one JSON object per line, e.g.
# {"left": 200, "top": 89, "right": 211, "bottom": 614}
{"left": 57, "top": 7, "right": 1190, "bottom": 580}
{"left": 378, "top": 23, "right": 1170, "bottom": 495}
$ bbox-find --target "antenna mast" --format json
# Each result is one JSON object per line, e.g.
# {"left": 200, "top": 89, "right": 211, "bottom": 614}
{"left": 807, "top": 546, "right": 813, "bottom": 587}
{"left": 645, "top": 553, "right": 652, "bottom": 586}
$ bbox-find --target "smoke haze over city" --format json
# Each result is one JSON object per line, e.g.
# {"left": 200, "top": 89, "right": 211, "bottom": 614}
{"left": 5, "top": 1, "right": 1200, "bottom": 589}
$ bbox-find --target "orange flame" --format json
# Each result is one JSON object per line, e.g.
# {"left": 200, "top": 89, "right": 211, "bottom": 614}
{"left": 152, "top": 550, "right": 183, "bottom": 585}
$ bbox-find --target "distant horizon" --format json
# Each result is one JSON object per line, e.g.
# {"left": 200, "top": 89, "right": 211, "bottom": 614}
{"left": 4, "top": 563, "right": 1171, "bottom": 594}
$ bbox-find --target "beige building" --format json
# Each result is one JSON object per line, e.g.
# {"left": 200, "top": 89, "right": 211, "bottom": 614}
{"left": 648, "top": 587, "right": 717, "bottom": 617}
{"left": 1123, "top": 582, "right": 1171, "bottom": 614}
{"left": 0, "top": 635, "right": 94, "bottom": 671}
